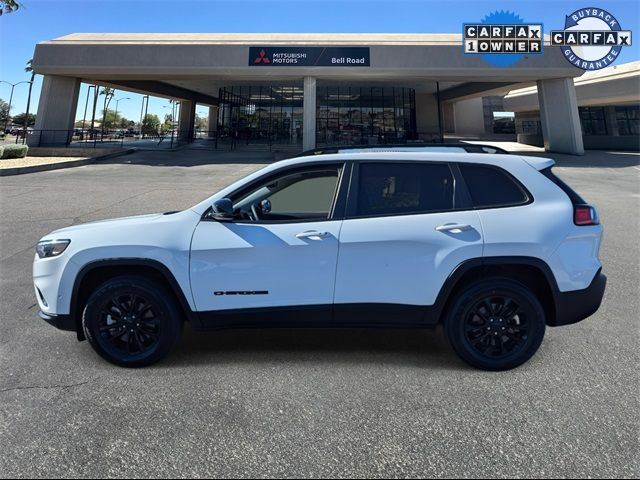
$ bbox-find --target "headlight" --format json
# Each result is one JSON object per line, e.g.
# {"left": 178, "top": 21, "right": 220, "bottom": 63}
{"left": 36, "top": 239, "right": 70, "bottom": 258}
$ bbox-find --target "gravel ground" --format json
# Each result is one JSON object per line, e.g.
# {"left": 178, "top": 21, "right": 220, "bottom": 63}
{"left": 0, "top": 156, "right": 89, "bottom": 169}
{"left": 0, "top": 148, "right": 638, "bottom": 478}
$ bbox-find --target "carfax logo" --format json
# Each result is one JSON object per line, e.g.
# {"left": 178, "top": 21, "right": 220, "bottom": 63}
{"left": 551, "top": 7, "right": 632, "bottom": 70}
{"left": 463, "top": 11, "right": 543, "bottom": 67}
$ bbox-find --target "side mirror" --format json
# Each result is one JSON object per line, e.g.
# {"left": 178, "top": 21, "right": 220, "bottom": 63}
{"left": 260, "top": 199, "right": 272, "bottom": 214}
{"left": 211, "top": 198, "right": 234, "bottom": 221}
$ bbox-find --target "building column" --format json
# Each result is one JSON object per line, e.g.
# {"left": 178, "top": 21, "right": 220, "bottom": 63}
{"left": 28, "top": 75, "right": 81, "bottom": 146}
{"left": 303, "top": 77, "right": 316, "bottom": 151}
{"left": 208, "top": 105, "right": 218, "bottom": 138}
{"left": 178, "top": 100, "right": 196, "bottom": 142}
{"left": 537, "top": 78, "right": 584, "bottom": 155}
{"left": 415, "top": 93, "right": 440, "bottom": 139}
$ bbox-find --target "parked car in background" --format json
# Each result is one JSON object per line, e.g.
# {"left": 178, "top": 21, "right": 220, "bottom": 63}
{"left": 15, "top": 128, "right": 33, "bottom": 138}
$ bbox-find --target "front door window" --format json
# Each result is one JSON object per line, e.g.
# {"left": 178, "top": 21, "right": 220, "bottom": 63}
{"left": 231, "top": 167, "right": 341, "bottom": 222}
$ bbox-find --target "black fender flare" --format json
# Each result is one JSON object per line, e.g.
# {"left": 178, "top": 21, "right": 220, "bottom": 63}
{"left": 70, "top": 258, "right": 200, "bottom": 339}
{"left": 430, "top": 256, "right": 560, "bottom": 323}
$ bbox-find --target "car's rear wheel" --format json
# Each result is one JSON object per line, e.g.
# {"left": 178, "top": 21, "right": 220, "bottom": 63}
{"left": 444, "top": 278, "right": 546, "bottom": 371}
{"left": 82, "top": 275, "right": 182, "bottom": 367}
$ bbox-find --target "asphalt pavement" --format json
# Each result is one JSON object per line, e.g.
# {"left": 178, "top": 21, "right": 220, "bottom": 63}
{"left": 0, "top": 148, "right": 638, "bottom": 478}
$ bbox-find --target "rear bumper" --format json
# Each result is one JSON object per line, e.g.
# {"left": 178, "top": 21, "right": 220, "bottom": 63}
{"left": 553, "top": 270, "right": 606, "bottom": 326}
{"left": 39, "top": 311, "right": 76, "bottom": 332}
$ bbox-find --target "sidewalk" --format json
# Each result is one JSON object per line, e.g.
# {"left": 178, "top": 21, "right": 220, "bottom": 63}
{"left": 461, "top": 140, "right": 639, "bottom": 168}
{"left": 0, "top": 148, "right": 135, "bottom": 176}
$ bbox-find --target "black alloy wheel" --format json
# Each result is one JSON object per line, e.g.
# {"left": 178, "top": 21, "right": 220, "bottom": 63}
{"left": 445, "top": 278, "right": 546, "bottom": 371}
{"left": 464, "top": 295, "right": 530, "bottom": 358}
{"left": 82, "top": 275, "right": 182, "bottom": 367}
{"left": 98, "top": 293, "right": 161, "bottom": 356}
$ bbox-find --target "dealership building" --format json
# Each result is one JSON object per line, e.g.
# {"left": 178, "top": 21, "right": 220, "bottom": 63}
{"left": 28, "top": 33, "right": 638, "bottom": 155}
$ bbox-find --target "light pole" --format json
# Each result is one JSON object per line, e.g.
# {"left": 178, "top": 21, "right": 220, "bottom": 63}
{"left": 89, "top": 87, "right": 99, "bottom": 142}
{"left": 163, "top": 101, "right": 177, "bottom": 147}
{"left": 81, "top": 85, "right": 96, "bottom": 141}
{"left": 171, "top": 100, "right": 182, "bottom": 148}
{"left": 1, "top": 80, "right": 32, "bottom": 133}
{"left": 113, "top": 97, "right": 130, "bottom": 131}
{"left": 197, "top": 109, "right": 207, "bottom": 138}
{"left": 113, "top": 97, "right": 130, "bottom": 146}
{"left": 139, "top": 95, "right": 149, "bottom": 138}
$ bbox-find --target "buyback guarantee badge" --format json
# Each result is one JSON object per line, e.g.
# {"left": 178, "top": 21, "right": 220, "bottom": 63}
{"left": 551, "top": 7, "right": 632, "bottom": 70}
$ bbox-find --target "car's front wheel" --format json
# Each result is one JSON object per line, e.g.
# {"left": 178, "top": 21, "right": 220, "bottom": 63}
{"left": 82, "top": 275, "right": 182, "bottom": 367}
{"left": 445, "top": 278, "right": 546, "bottom": 371}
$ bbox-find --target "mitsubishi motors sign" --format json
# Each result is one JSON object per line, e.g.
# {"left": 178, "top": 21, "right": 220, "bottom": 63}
{"left": 249, "top": 46, "right": 370, "bottom": 66}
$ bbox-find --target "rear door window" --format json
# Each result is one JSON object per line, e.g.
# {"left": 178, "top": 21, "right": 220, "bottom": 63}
{"left": 355, "top": 162, "right": 455, "bottom": 217}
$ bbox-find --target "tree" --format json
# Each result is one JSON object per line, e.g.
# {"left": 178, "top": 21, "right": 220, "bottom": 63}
{"left": 99, "top": 87, "right": 115, "bottom": 134}
{"left": 163, "top": 113, "right": 173, "bottom": 132}
{"left": 100, "top": 108, "right": 123, "bottom": 130}
{"left": 24, "top": 59, "right": 36, "bottom": 131}
{"left": 0, "top": 99, "right": 9, "bottom": 126}
{"left": 0, "top": 0, "right": 20, "bottom": 16}
{"left": 195, "top": 113, "right": 208, "bottom": 131}
{"left": 11, "top": 112, "right": 36, "bottom": 127}
{"left": 141, "top": 113, "right": 160, "bottom": 135}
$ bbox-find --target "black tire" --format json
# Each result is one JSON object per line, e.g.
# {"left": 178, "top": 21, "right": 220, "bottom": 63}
{"left": 444, "top": 278, "right": 546, "bottom": 371}
{"left": 82, "top": 275, "right": 182, "bottom": 367}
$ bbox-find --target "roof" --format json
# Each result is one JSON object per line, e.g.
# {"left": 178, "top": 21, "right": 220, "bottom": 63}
{"left": 46, "top": 33, "right": 464, "bottom": 46}
{"left": 289, "top": 150, "right": 552, "bottom": 166}
{"left": 505, "top": 60, "right": 640, "bottom": 99}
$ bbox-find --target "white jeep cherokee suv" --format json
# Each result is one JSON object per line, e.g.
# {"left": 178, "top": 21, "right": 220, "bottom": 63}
{"left": 33, "top": 152, "right": 606, "bottom": 370}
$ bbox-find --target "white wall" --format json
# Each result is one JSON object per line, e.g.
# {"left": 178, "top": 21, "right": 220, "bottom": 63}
{"left": 452, "top": 97, "right": 485, "bottom": 135}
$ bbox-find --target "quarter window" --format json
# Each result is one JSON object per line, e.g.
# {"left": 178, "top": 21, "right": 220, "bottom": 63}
{"left": 356, "top": 163, "right": 455, "bottom": 216}
{"left": 459, "top": 164, "right": 529, "bottom": 208}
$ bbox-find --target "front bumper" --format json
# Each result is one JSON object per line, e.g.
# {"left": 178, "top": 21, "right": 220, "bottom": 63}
{"left": 39, "top": 311, "right": 76, "bottom": 332}
{"left": 553, "top": 270, "right": 607, "bottom": 326}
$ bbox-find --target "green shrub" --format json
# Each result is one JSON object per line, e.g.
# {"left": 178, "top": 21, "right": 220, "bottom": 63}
{"left": 1, "top": 144, "right": 28, "bottom": 159}
{"left": 0, "top": 146, "right": 3, "bottom": 158}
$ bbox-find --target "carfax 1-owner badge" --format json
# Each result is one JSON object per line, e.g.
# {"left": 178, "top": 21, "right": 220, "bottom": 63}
{"left": 552, "top": 7, "right": 632, "bottom": 70}
{"left": 462, "top": 11, "right": 543, "bottom": 67}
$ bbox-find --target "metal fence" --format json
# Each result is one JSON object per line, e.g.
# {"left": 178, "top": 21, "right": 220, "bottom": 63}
{"left": 3, "top": 128, "right": 444, "bottom": 152}
{"left": 6, "top": 129, "right": 188, "bottom": 150}
{"left": 209, "top": 129, "right": 444, "bottom": 153}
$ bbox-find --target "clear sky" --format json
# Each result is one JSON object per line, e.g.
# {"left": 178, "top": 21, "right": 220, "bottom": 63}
{"left": 1, "top": 0, "right": 639, "bottom": 123}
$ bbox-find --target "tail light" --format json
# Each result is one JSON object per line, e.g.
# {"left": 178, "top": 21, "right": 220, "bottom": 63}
{"left": 574, "top": 205, "right": 599, "bottom": 226}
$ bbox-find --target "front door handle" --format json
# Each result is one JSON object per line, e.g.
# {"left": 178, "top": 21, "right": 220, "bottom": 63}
{"left": 296, "top": 230, "right": 330, "bottom": 240}
{"left": 435, "top": 223, "right": 472, "bottom": 233}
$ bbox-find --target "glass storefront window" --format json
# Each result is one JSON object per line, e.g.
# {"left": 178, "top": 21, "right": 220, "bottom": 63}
{"left": 218, "top": 85, "right": 417, "bottom": 147}
{"left": 218, "top": 85, "right": 304, "bottom": 146}
{"left": 316, "top": 86, "right": 416, "bottom": 146}
{"left": 616, "top": 106, "right": 639, "bottom": 136}
{"left": 579, "top": 107, "right": 607, "bottom": 136}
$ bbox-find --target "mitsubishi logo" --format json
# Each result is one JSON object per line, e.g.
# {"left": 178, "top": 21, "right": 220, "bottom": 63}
{"left": 254, "top": 49, "right": 270, "bottom": 64}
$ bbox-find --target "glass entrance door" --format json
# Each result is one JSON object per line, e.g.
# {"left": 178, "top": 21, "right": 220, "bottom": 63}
{"left": 315, "top": 86, "right": 417, "bottom": 146}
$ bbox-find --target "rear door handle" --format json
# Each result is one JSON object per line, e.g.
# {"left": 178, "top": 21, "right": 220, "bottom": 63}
{"left": 435, "top": 223, "right": 472, "bottom": 233}
{"left": 296, "top": 230, "right": 330, "bottom": 240}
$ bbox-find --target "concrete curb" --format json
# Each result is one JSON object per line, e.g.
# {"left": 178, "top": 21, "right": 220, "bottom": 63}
{"left": 0, "top": 149, "right": 137, "bottom": 176}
